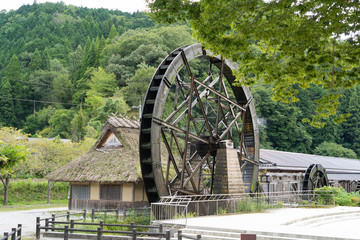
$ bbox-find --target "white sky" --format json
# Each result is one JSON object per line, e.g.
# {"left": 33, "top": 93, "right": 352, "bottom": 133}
{"left": 1, "top": 0, "right": 148, "bottom": 13}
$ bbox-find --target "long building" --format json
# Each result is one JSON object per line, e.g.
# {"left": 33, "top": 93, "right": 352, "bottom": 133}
{"left": 259, "top": 149, "right": 360, "bottom": 193}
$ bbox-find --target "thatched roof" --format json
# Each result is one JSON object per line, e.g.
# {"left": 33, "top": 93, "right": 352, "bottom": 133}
{"left": 46, "top": 117, "right": 142, "bottom": 183}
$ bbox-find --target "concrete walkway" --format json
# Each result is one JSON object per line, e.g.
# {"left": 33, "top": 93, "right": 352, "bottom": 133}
{"left": 0, "top": 207, "right": 67, "bottom": 238}
{"left": 5, "top": 206, "right": 360, "bottom": 239}
{"left": 184, "top": 206, "right": 360, "bottom": 239}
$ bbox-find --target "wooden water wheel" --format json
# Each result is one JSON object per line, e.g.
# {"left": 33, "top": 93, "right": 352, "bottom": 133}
{"left": 139, "top": 44, "right": 259, "bottom": 203}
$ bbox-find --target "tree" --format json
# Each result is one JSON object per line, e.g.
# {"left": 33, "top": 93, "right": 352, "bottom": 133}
{"left": 252, "top": 83, "right": 312, "bottom": 153}
{"left": 147, "top": 0, "right": 360, "bottom": 125}
{"left": 28, "top": 48, "right": 43, "bottom": 72}
{"left": 314, "top": 142, "right": 357, "bottom": 159}
{"left": 48, "top": 109, "right": 74, "bottom": 138}
{"left": 122, "top": 63, "right": 156, "bottom": 106}
{"left": 0, "top": 127, "right": 95, "bottom": 179}
{"left": 5, "top": 54, "right": 22, "bottom": 87}
{"left": 42, "top": 47, "right": 51, "bottom": 70}
{"left": 108, "top": 24, "right": 119, "bottom": 41}
{"left": 5, "top": 54, "right": 24, "bottom": 127}
{"left": 94, "top": 97, "right": 130, "bottom": 123}
{"left": 339, "top": 86, "right": 360, "bottom": 156}
{"left": 0, "top": 142, "right": 27, "bottom": 205}
{"left": 88, "top": 67, "right": 117, "bottom": 98}
{"left": 71, "top": 109, "right": 87, "bottom": 142}
{"left": 0, "top": 79, "right": 16, "bottom": 127}
{"left": 68, "top": 45, "right": 84, "bottom": 82}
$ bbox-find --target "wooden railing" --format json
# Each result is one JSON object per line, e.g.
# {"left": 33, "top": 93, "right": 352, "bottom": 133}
{"left": 0, "top": 225, "right": 22, "bottom": 240}
{"left": 36, "top": 209, "right": 169, "bottom": 240}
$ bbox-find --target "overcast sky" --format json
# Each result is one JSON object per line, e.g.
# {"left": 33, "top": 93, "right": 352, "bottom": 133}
{"left": 1, "top": 0, "right": 148, "bottom": 13}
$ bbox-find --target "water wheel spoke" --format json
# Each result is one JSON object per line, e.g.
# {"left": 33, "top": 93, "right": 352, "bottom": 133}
{"left": 153, "top": 117, "right": 210, "bottom": 144}
{"left": 193, "top": 81, "right": 213, "bottom": 134}
{"left": 193, "top": 78, "right": 247, "bottom": 112}
{"left": 215, "top": 58, "right": 225, "bottom": 135}
{"left": 183, "top": 151, "right": 211, "bottom": 189}
{"left": 181, "top": 49, "right": 193, "bottom": 77}
{"left": 221, "top": 79, "right": 242, "bottom": 138}
{"left": 165, "top": 76, "right": 219, "bottom": 126}
{"left": 168, "top": 151, "right": 199, "bottom": 192}
{"left": 161, "top": 129, "right": 181, "bottom": 183}
{"left": 219, "top": 111, "right": 243, "bottom": 140}
{"left": 176, "top": 74, "right": 188, "bottom": 100}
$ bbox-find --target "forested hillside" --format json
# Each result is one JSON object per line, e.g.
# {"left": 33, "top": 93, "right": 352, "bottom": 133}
{"left": 0, "top": 2, "right": 359, "bottom": 159}
{"left": 0, "top": 2, "right": 194, "bottom": 140}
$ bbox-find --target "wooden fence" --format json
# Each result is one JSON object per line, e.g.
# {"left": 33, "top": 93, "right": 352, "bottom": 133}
{"left": 36, "top": 209, "right": 169, "bottom": 240}
{"left": 0, "top": 225, "right": 22, "bottom": 240}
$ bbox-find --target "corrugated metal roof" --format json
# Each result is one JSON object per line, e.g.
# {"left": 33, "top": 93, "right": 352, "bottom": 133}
{"left": 328, "top": 173, "right": 360, "bottom": 181}
{"left": 260, "top": 149, "right": 360, "bottom": 173}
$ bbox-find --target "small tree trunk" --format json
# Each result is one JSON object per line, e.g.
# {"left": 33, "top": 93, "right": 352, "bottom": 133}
{"left": 3, "top": 175, "right": 10, "bottom": 206}
{"left": 47, "top": 181, "right": 51, "bottom": 204}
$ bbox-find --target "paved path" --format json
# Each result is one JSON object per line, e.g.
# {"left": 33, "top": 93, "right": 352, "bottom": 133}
{"left": 0, "top": 207, "right": 67, "bottom": 238}
{"left": 185, "top": 206, "right": 360, "bottom": 239}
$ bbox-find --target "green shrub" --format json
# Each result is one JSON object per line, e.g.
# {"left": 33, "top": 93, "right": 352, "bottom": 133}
{"left": 315, "top": 186, "right": 360, "bottom": 207}
{"left": 235, "top": 197, "right": 274, "bottom": 213}
{"left": 0, "top": 179, "right": 68, "bottom": 205}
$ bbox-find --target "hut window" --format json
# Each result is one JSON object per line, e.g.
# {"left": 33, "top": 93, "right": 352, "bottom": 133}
{"left": 100, "top": 184, "right": 122, "bottom": 200}
{"left": 102, "top": 133, "right": 122, "bottom": 148}
{"left": 72, "top": 185, "right": 89, "bottom": 199}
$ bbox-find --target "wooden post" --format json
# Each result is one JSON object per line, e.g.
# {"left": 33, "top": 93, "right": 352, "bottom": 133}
{"left": 196, "top": 234, "right": 201, "bottom": 240}
{"left": 99, "top": 221, "right": 104, "bottom": 232}
{"left": 64, "top": 226, "right": 69, "bottom": 240}
{"left": 115, "top": 209, "right": 119, "bottom": 221}
{"left": 17, "top": 224, "right": 22, "bottom": 240}
{"left": 45, "top": 219, "right": 49, "bottom": 232}
{"left": 52, "top": 214, "right": 56, "bottom": 231}
{"left": 178, "top": 230, "right": 182, "bottom": 240}
{"left": 4, "top": 232, "right": 8, "bottom": 240}
{"left": 83, "top": 209, "right": 87, "bottom": 221}
{"left": 130, "top": 222, "right": 134, "bottom": 230}
{"left": 241, "top": 233, "right": 256, "bottom": 240}
{"left": 132, "top": 228, "right": 137, "bottom": 240}
{"left": 70, "top": 220, "right": 74, "bottom": 233}
{"left": 92, "top": 209, "right": 95, "bottom": 222}
{"left": 11, "top": 228, "right": 16, "bottom": 240}
{"left": 165, "top": 230, "right": 170, "bottom": 240}
{"left": 97, "top": 227, "right": 102, "bottom": 240}
{"left": 66, "top": 211, "right": 70, "bottom": 222}
{"left": 159, "top": 224, "right": 163, "bottom": 233}
{"left": 36, "top": 217, "right": 40, "bottom": 240}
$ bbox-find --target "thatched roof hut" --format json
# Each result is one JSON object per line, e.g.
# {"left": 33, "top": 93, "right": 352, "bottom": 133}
{"left": 47, "top": 116, "right": 148, "bottom": 210}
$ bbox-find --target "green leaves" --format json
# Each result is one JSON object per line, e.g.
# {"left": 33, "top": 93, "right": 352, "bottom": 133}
{"left": 314, "top": 142, "right": 357, "bottom": 159}
{"left": 147, "top": 0, "right": 360, "bottom": 122}
{"left": 0, "top": 143, "right": 27, "bottom": 172}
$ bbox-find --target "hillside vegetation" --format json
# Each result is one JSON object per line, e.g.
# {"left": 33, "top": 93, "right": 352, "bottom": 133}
{"left": 0, "top": 2, "right": 359, "bottom": 160}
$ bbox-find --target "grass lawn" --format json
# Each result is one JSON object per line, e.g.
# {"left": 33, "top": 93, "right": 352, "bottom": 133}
{"left": 0, "top": 199, "right": 67, "bottom": 212}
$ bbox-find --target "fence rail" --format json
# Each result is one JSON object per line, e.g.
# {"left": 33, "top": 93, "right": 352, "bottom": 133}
{"left": 0, "top": 225, "right": 22, "bottom": 240}
{"left": 151, "top": 190, "right": 335, "bottom": 225}
{"left": 36, "top": 208, "right": 166, "bottom": 240}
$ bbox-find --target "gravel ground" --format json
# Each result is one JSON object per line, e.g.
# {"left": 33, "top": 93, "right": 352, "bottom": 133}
{"left": 0, "top": 207, "right": 67, "bottom": 238}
